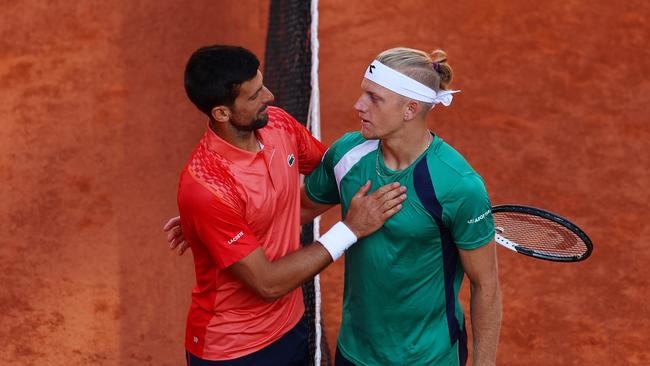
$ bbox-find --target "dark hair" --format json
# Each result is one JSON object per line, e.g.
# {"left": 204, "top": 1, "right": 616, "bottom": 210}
{"left": 184, "top": 45, "right": 260, "bottom": 117}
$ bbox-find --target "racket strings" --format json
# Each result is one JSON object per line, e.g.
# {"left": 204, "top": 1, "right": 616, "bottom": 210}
{"left": 493, "top": 212, "right": 589, "bottom": 257}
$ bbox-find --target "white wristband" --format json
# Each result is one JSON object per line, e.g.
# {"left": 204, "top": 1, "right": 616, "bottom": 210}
{"left": 318, "top": 221, "right": 358, "bottom": 261}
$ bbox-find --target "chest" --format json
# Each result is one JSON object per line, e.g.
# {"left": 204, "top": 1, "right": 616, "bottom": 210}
{"left": 339, "top": 161, "right": 441, "bottom": 246}
{"left": 233, "top": 143, "right": 300, "bottom": 235}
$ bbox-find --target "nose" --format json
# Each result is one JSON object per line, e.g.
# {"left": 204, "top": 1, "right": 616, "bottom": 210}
{"left": 354, "top": 96, "right": 366, "bottom": 113}
{"left": 263, "top": 87, "right": 275, "bottom": 104}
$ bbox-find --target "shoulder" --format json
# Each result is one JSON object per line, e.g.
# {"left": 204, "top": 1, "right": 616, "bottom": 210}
{"left": 425, "top": 136, "right": 488, "bottom": 200}
{"left": 178, "top": 141, "right": 243, "bottom": 213}
{"left": 429, "top": 137, "right": 475, "bottom": 176}
{"left": 324, "top": 132, "right": 377, "bottom": 166}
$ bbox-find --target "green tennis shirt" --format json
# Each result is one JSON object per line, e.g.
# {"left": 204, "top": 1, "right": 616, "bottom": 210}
{"left": 305, "top": 132, "right": 495, "bottom": 365}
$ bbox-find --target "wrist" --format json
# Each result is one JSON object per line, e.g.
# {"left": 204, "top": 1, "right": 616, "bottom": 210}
{"left": 318, "top": 221, "right": 358, "bottom": 261}
{"left": 342, "top": 219, "right": 362, "bottom": 238}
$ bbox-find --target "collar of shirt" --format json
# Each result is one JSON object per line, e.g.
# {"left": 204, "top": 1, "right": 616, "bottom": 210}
{"left": 202, "top": 126, "right": 275, "bottom": 168}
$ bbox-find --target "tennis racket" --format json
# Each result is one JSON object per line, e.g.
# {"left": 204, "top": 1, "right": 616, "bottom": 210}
{"left": 491, "top": 204, "right": 593, "bottom": 262}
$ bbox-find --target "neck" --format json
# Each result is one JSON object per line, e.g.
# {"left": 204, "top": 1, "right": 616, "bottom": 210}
{"left": 380, "top": 122, "right": 431, "bottom": 171}
{"left": 209, "top": 119, "right": 260, "bottom": 153}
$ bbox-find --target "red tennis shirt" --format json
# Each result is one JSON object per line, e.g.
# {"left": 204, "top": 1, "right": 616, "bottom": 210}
{"left": 177, "top": 107, "right": 326, "bottom": 360}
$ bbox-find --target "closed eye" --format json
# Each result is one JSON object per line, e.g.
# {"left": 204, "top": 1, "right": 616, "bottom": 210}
{"left": 369, "top": 93, "right": 382, "bottom": 104}
{"left": 249, "top": 86, "right": 263, "bottom": 100}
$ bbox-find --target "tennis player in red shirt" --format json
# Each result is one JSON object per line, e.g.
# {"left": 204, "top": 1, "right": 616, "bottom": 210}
{"left": 169, "top": 45, "right": 406, "bottom": 365}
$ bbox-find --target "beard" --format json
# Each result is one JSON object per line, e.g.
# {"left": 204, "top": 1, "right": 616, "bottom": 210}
{"left": 231, "top": 108, "right": 269, "bottom": 132}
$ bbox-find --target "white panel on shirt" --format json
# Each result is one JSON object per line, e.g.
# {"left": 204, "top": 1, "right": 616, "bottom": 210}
{"left": 332, "top": 140, "right": 379, "bottom": 194}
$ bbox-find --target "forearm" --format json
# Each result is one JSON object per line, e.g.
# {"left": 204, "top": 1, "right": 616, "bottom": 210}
{"left": 300, "top": 208, "right": 320, "bottom": 225}
{"left": 230, "top": 242, "right": 334, "bottom": 302}
{"left": 300, "top": 201, "right": 334, "bottom": 225}
{"left": 470, "top": 280, "right": 502, "bottom": 366}
{"left": 238, "top": 221, "right": 358, "bottom": 302}
{"left": 259, "top": 221, "right": 357, "bottom": 300}
{"left": 260, "top": 242, "right": 333, "bottom": 301}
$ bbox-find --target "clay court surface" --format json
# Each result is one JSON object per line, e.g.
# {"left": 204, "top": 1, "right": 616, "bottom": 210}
{"left": 1, "top": 1, "right": 648, "bottom": 365}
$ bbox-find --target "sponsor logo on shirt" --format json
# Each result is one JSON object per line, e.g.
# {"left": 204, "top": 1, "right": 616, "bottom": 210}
{"left": 467, "top": 209, "right": 492, "bottom": 224}
{"left": 287, "top": 153, "right": 295, "bottom": 167}
{"left": 228, "top": 231, "right": 244, "bottom": 245}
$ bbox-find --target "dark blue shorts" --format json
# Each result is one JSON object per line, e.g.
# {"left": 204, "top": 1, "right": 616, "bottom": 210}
{"left": 334, "top": 347, "right": 356, "bottom": 366}
{"left": 185, "top": 317, "right": 308, "bottom": 366}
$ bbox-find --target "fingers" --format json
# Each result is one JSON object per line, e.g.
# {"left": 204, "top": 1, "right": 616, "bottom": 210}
{"left": 169, "top": 234, "right": 182, "bottom": 249}
{"left": 163, "top": 215, "right": 190, "bottom": 256}
{"left": 378, "top": 185, "right": 407, "bottom": 202}
{"left": 372, "top": 182, "right": 403, "bottom": 199}
{"left": 367, "top": 183, "right": 406, "bottom": 215}
{"left": 177, "top": 241, "right": 190, "bottom": 256}
{"left": 353, "top": 180, "right": 372, "bottom": 198}
{"left": 166, "top": 225, "right": 182, "bottom": 243}
{"left": 381, "top": 192, "right": 407, "bottom": 213}
{"left": 163, "top": 216, "right": 181, "bottom": 231}
{"left": 381, "top": 203, "right": 403, "bottom": 220}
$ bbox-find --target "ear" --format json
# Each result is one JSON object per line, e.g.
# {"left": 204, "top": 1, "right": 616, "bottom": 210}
{"left": 403, "top": 100, "right": 419, "bottom": 121}
{"left": 211, "top": 106, "right": 231, "bottom": 123}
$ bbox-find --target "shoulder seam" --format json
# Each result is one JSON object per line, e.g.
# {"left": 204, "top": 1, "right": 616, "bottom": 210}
{"left": 332, "top": 139, "right": 378, "bottom": 194}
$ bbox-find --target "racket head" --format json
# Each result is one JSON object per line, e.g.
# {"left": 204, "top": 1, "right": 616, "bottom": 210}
{"left": 491, "top": 204, "right": 593, "bottom": 262}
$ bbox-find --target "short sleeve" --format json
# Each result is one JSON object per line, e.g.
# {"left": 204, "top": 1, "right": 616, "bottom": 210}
{"left": 272, "top": 107, "right": 326, "bottom": 175}
{"left": 182, "top": 188, "right": 261, "bottom": 269}
{"left": 294, "top": 121, "right": 327, "bottom": 175}
{"left": 447, "top": 175, "right": 495, "bottom": 250}
{"left": 304, "top": 144, "right": 341, "bottom": 205}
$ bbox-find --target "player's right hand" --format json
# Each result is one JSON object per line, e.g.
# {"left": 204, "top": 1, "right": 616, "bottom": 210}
{"left": 343, "top": 181, "right": 406, "bottom": 238}
{"left": 163, "top": 216, "right": 190, "bottom": 256}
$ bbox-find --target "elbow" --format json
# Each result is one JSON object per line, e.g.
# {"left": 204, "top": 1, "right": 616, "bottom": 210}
{"left": 229, "top": 253, "right": 293, "bottom": 303}
{"left": 470, "top": 278, "right": 501, "bottom": 298}
{"left": 259, "top": 293, "right": 280, "bottom": 303}
{"left": 257, "top": 288, "right": 285, "bottom": 303}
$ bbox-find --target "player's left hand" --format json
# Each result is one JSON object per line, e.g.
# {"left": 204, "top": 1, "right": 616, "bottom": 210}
{"left": 163, "top": 216, "right": 190, "bottom": 256}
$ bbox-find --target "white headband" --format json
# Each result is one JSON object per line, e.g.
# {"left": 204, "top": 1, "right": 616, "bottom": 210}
{"left": 364, "top": 60, "right": 460, "bottom": 107}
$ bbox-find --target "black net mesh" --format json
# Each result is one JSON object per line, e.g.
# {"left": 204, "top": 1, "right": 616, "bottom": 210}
{"left": 264, "top": 1, "right": 332, "bottom": 365}
{"left": 264, "top": 1, "right": 312, "bottom": 123}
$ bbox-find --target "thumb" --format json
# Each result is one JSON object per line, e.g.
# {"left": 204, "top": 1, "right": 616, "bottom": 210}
{"left": 354, "top": 180, "right": 371, "bottom": 198}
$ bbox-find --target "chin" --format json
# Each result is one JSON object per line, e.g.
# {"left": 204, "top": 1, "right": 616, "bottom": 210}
{"left": 359, "top": 124, "right": 379, "bottom": 140}
{"left": 232, "top": 115, "right": 268, "bottom": 132}
{"left": 360, "top": 128, "right": 378, "bottom": 140}
{"left": 252, "top": 117, "right": 268, "bottom": 130}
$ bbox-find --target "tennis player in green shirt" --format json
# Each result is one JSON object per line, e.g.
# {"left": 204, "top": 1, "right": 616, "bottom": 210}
{"left": 301, "top": 47, "right": 501, "bottom": 366}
